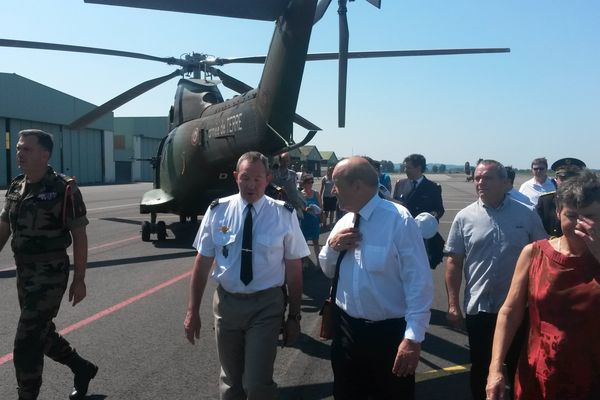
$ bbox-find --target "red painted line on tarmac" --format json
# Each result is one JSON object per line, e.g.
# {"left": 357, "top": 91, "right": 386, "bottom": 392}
{"left": 88, "top": 235, "right": 140, "bottom": 251}
{"left": 0, "top": 270, "right": 192, "bottom": 367}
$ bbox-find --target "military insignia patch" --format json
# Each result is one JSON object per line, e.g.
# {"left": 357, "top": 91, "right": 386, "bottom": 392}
{"left": 284, "top": 202, "right": 294, "bottom": 213}
{"left": 37, "top": 192, "right": 58, "bottom": 201}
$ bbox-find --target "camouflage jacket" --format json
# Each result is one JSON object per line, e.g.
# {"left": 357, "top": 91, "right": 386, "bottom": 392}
{"left": 0, "top": 166, "right": 88, "bottom": 254}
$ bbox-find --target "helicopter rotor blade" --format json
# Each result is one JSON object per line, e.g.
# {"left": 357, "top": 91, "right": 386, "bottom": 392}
{"left": 207, "top": 67, "right": 321, "bottom": 131}
{"left": 313, "top": 0, "right": 333, "bottom": 24}
{"left": 206, "top": 66, "right": 254, "bottom": 94}
{"left": 338, "top": 0, "right": 349, "bottom": 128}
{"left": 213, "top": 47, "right": 510, "bottom": 66}
{"left": 305, "top": 47, "right": 511, "bottom": 61}
{"left": 68, "top": 69, "right": 182, "bottom": 130}
{"left": 0, "top": 38, "right": 182, "bottom": 66}
{"left": 366, "top": 0, "right": 382, "bottom": 8}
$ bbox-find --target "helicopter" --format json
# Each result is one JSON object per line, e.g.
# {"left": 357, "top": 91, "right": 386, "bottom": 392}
{"left": 0, "top": 0, "right": 510, "bottom": 241}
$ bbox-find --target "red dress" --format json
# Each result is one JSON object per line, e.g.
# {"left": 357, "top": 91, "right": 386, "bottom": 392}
{"left": 515, "top": 240, "right": 600, "bottom": 399}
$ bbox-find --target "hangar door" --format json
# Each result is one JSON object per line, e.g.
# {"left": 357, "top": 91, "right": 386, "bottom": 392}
{"left": 0, "top": 118, "right": 6, "bottom": 187}
{"left": 61, "top": 128, "right": 103, "bottom": 184}
{"left": 2, "top": 120, "right": 103, "bottom": 186}
{"left": 140, "top": 136, "right": 162, "bottom": 182}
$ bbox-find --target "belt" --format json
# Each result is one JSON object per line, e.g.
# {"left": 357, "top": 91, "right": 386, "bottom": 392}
{"left": 339, "top": 307, "right": 406, "bottom": 326}
{"left": 217, "top": 285, "right": 282, "bottom": 299}
{"left": 14, "top": 250, "right": 68, "bottom": 263}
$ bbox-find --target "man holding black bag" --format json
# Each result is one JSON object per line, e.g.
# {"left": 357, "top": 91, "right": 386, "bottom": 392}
{"left": 319, "top": 156, "right": 433, "bottom": 400}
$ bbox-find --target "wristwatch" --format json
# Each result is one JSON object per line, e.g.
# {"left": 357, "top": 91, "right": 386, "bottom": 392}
{"left": 288, "top": 313, "right": 302, "bottom": 322}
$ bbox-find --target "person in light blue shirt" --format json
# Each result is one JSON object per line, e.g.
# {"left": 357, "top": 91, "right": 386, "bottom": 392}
{"left": 445, "top": 159, "right": 547, "bottom": 400}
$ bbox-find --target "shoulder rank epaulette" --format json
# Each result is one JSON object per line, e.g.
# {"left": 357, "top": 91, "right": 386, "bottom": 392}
{"left": 540, "top": 191, "right": 556, "bottom": 198}
{"left": 283, "top": 202, "right": 294, "bottom": 213}
{"left": 210, "top": 199, "right": 220, "bottom": 209}
{"left": 6, "top": 175, "right": 24, "bottom": 197}
{"left": 57, "top": 173, "right": 75, "bottom": 185}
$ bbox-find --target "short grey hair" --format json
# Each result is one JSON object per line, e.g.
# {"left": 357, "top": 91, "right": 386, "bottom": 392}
{"left": 236, "top": 151, "right": 269, "bottom": 172}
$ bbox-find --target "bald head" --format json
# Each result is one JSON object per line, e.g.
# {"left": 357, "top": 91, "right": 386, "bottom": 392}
{"left": 332, "top": 157, "right": 379, "bottom": 212}
{"left": 279, "top": 152, "right": 291, "bottom": 168}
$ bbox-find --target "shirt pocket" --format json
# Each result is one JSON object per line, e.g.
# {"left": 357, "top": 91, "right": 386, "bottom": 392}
{"left": 256, "top": 233, "right": 283, "bottom": 266}
{"left": 362, "top": 244, "right": 393, "bottom": 273}
{"left": 214, "top": 232, "right": 236, "bottom": 249}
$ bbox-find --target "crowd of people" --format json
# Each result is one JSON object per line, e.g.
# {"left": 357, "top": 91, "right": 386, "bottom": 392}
{"left": 3, "top": 130, "right": 599, "bottom": 400}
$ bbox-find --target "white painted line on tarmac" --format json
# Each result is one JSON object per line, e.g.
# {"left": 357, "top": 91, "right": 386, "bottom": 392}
{"left": 87, "top": 203, "right": 139, "bottom": 212}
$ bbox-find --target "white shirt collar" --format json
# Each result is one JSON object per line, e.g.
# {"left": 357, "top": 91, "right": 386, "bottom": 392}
{"left": 357, "top": 193, "right": 382, "bottom": 222}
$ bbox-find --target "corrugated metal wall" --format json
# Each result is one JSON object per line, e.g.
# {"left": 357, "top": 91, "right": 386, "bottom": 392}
{"left": 0, "top": 119, "right": 103, "bottom": 185}
{"left": 61, "top": 128, "right": 103, "bottom": 184}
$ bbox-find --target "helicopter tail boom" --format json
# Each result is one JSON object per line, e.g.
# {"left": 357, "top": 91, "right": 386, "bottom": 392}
{"left": 255, "top": 0, "right": 317, "bottom": 143}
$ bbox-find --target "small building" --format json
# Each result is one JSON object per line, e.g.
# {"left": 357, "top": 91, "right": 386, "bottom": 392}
{"left": 319, "top": 151, "right": 339, "bottom": 166}
{"left": 289, "top": 145, "right": 323, "bottom": 177}
{"left": 113, "top": 117, "right": 168, "bottom": 183}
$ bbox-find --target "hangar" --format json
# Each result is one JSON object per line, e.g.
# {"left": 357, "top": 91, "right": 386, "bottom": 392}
{"left": 0, "top": 73, "right": 165, "bottom": 188}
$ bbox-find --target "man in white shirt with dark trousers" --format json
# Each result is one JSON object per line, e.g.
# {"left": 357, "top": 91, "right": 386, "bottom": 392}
{"left": 319, "top": 156, "right": 433, "bottom": 400}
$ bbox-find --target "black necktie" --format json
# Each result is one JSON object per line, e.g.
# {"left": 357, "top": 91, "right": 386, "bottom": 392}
{"left": 407, "top": 180, "right": 418, "bottom": 198}
{"left": 334, "top": 213, "right": 361, "bottom": 271}
{"left": 241, "top": 204, "right": 253, "bottom": 285}
{"left": 330, "top": 213, "right": 360, "bottom": 306}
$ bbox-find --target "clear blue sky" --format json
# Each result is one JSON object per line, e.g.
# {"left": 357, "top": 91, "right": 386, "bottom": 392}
{"left": 2, "top": 1, "right": 599, "bottom": 169}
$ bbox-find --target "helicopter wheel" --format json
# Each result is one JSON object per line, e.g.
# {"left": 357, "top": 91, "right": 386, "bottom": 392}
{"left": 141, "top": 221, "right": 151, "bottom": 242}
{"left": 157, "top": 221, "right": 167, "bottom": 241}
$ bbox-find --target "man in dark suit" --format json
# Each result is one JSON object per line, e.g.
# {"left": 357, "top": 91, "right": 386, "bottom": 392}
{"left": 393, "top": 154, "right": 445, "bottom": 268}
{"left": 393, "top": 154, "right": 444, "bottom": 219}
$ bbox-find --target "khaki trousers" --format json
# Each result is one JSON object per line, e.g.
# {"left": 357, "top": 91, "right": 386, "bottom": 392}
{"left": 213, "top": 285, "right": 285, "bottom": 400}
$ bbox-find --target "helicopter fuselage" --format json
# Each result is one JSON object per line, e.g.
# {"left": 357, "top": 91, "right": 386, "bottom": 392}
{"left": 140, "top": 0, "right": 317, "bottom": 220}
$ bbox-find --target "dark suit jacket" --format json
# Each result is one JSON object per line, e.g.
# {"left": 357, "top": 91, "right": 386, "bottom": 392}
{"left": 395, "top": 176, "right": 445, "bottom": 220}
{"left": 536, "top": 191, "right": 561, "bottom": 237}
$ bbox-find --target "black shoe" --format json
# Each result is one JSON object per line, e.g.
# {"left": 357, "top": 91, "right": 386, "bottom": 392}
{"left": 65, "top": 351, "right": 98, "bottom": 400}
{"left": 69, "top": 361, "right": 98, "bottom": 400}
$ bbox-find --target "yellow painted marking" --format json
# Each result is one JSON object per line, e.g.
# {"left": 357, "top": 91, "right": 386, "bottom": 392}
{"left": 416, "top": 364, "right": 471, "bottom": 382}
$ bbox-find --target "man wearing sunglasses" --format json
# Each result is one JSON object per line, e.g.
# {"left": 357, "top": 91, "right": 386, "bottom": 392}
{"left": 518, "top": 157, "right": 557, "bottom": 205}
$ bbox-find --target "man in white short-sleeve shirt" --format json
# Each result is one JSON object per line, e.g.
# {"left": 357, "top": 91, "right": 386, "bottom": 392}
{"left": 184, "top": 151, "right": 310, "bottom": 400}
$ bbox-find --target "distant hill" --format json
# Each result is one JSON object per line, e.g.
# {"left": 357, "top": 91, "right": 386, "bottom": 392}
{"left": 392, "top": 163, "right": 467, "bottom": 173}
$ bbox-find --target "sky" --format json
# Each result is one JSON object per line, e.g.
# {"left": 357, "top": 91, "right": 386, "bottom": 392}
{"left": 1, "top": 1, "right": 599, "bottom": 169}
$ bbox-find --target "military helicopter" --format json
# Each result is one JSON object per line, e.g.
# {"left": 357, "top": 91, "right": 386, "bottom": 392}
{"left": 0, "top": 0, "right": 510, "bottom": 241}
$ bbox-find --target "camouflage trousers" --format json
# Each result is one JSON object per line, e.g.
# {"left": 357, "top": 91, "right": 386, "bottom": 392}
{"left": 14, "top": 253, "right": 74, "bottom": 400}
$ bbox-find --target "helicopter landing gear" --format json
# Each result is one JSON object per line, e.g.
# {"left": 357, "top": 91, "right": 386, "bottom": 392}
{"left": 157, "top": 221, "right": 167, "bottom": 241}
{"left": 141, "top": 213, "right": 168, "bottom": 242}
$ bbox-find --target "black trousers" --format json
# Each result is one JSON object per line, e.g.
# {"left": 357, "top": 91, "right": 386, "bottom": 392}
{"left": 466, "top": 312, "right": 526, "bottom": 400}
{"left": 331, "top": 308, "right": 414, "bottom": 400}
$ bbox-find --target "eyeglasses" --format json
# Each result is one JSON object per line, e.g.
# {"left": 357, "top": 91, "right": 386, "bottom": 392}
{"left": 532, "top": 167, "right": 545, "bottom": 171}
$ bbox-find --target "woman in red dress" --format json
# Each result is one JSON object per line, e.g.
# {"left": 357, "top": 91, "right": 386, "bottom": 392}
{"left": 486, "top": 170, "right": 600, "bottom": 400}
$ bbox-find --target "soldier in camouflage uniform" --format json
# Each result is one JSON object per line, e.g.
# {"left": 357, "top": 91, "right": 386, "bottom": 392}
{"left": 0, "top": 130, "right": 98, "bottom": 400}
